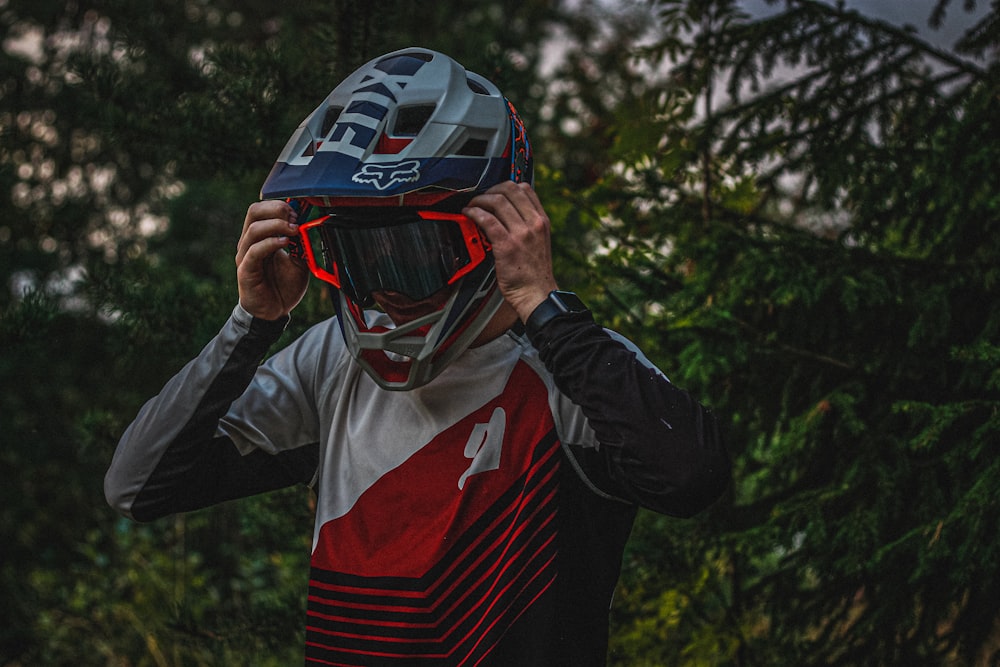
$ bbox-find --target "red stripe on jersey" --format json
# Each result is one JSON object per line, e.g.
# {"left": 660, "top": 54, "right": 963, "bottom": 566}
{"left": 304, "top": 360, "right": 561, "bottom": 664}
{"left": 306, "top": 473, "right": 558, "bottom": 616}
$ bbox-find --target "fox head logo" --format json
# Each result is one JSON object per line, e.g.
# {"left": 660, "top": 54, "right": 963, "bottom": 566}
{"left": 352, "top": 161, "right": 421, "bottom": 191}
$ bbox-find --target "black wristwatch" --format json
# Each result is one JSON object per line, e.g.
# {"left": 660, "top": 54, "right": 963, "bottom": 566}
{"left": 525, "top": 290, "right": 589, "bottom": 341}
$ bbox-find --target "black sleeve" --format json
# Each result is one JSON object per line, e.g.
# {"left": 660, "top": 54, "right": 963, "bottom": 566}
{"left": 106, "top": 312, "right": 319, "bottom": 522}
{"left": 530, "top": 311, "right": 731, "bottom": 517}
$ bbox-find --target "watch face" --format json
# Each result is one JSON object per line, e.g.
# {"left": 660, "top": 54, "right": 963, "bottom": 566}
{"left": 553, "top": 291, "right": 586, "bottom": 312}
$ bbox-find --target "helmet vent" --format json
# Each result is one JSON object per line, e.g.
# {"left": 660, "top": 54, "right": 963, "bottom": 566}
{"left": 377, "top": 52, "right": 433, "bottom": 75}
{"left": 456, "top": 138, "right": 488, "bottom": 156}
{"left": 394, "top": 105, "right": 436, "bottom": 136}
{"left": 466, "top": 78, "right": 489, "bottom": 95}
{"left": 321, "top": 106, "right": 344, "bottom": 138}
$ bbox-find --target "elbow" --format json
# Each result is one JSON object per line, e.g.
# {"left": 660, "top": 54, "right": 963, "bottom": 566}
{"left": 667, "top": 430, "right": 732, "bottom": 517}
{"left": 104, "top": 469, "right": 137, "bottom": 520}
{"left": 613, "top": 447, "right": 731, "bottom": 518}
{"left": 104, "top": 472, "right": 171, "bottom": 523}
{"left": 621, "top": 448, "right": 730, "bottom": 518}
{"left": 615, "top": 411, "right": 732, "bottom": 518}
{"left": 664, "top": 404, "right": 731, "bottom": 517}
{"left": 104, "top": 456, "right": 160, "bottom": 522}
{"left": 105, "top": 428, "right": 144, "bottom": 520}
{"left": 658, "top": 459, "right": 731, "bottom": 518}
{"left": 104, "top": 435, "right": 170, "bottom": 522}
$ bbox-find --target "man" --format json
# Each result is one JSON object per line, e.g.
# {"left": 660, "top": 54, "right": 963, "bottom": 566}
{"left": 106, "top": 47, "right": 730, "bottom": 666}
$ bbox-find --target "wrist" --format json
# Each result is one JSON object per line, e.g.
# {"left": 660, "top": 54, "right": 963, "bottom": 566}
{"left": 238, "top": 298, "right": 289, "bottom": 323}
{"left": 509, "top": 284, "right": 556, "bottom": 324}
{"left": 524, "top": 290, "right": 589, "bottom": 342}
{"left": 512, "top": 293, "right": 549, "bottom": 325}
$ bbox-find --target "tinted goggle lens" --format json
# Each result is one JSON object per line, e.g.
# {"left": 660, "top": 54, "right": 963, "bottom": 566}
{"left": 296, "top": 208, "right": 490, "bottom": 306}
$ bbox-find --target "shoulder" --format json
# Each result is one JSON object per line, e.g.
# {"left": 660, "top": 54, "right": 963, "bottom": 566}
{"left": 263, "top": 314, "right": 352, "bottom": 382}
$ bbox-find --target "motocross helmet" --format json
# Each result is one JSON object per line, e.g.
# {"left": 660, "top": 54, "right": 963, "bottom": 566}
{"left": 260, "top": 47, "right": 533, "bottom": 390}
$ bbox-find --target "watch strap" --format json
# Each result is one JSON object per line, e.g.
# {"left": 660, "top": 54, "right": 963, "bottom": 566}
{"left": 525, "top": 290, "right": 588, "bottom": 341}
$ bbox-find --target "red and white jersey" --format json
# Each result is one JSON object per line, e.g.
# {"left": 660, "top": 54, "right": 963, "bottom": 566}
{"left": 107, "top": 305, "right": 730, "bottom": 665}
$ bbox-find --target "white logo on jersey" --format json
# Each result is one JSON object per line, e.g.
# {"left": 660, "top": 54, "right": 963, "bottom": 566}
{"left": 458, "top": 407, "right": 506, "bottom": 490}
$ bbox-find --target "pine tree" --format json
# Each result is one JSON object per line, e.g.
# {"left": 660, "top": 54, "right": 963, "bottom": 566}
{"left": 576, "top": 1, "right": 1000, "bottom": 664}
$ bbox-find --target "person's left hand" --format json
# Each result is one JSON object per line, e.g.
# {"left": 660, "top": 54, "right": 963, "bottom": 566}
{"left": 463, "top": 181, "right": 558, "bottom": 322}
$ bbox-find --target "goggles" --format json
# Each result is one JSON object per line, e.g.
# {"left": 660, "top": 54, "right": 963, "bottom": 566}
{"left": 295, "top": 205, "right": 491, "bottom": 307}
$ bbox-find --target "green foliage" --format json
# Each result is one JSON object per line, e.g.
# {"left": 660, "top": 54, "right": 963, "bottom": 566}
{"left": 6, "top": 0, "right": 1000, "bottom": 664}
{"left": 577, "top": 1, "right": 1000, "bottom": 665}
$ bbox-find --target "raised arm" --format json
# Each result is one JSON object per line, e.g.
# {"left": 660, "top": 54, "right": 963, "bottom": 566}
{"left": 530, "top": 312, "right": 730, "bottom": 517}
{"left": 464, "top": 182, "right": 731, "bottom": 516}
{"left": 106, "top": 202, "right": 316, "bottom": 521}
{"left": 105, "top": 307, "right": 318, "bottom": 521}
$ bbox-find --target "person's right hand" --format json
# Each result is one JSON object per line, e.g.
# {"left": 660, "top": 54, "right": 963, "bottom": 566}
{"left": 236, "top": 200, "right": 309, "bottom": 321}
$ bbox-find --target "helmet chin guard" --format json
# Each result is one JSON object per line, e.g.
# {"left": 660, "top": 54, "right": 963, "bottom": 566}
{"left": 333, "top": 265, "right": 505, "bottom": 391}
{"left": 262, "top": 47, "right": 532, "bottom": 390}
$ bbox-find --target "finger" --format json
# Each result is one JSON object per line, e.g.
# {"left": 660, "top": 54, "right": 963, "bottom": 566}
{"left": 468, "top": 184, "right": 545, "bottom": 234}
{"left": 485, "top": 182, "right": 543, "bottom": 222}
{"left": 241, "top": 199, "right": 296, "bottom": 236}
{"left": 464, "top": 198, "right": 519, "bottom": 244}
{"left": 236, "top": 203, "right": 299, "bottom": 264}
{"left": 237, "top": 218, "right": 297, "bottom": 260}
{"left": 238, "top": 235, "right": 295, "bottom": 276}
{"left": 499, "top": 181, "right": 544, "bottom": 219}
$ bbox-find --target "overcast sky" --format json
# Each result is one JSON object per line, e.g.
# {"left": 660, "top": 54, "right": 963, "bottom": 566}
{"left": 741, "top": 0, "right": 989, "bottom": 52}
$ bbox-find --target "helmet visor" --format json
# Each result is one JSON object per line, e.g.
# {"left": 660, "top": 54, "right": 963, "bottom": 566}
{"left": 298, "top": 208, "right": 490, "bottom": 307}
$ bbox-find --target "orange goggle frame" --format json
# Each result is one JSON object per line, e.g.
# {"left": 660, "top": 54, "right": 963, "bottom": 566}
{"left": 295, "top": 210, "right": 491, "bottom": 304}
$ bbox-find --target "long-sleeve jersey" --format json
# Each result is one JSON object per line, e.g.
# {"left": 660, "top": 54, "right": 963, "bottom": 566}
{"left": 106, "top": 304, "right": 730, "bottom": 666}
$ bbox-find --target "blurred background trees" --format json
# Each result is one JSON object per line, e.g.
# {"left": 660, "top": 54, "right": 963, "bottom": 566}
{"left": 590, "top": 2, "right": 1000, "bottom": 665}
{"left": 2, "top": 0, "right": 998, "bottom": 664}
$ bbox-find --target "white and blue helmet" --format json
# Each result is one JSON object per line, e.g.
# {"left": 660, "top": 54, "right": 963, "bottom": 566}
{"left": 262, "top": 47, "right": 533, "bottom": 390}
